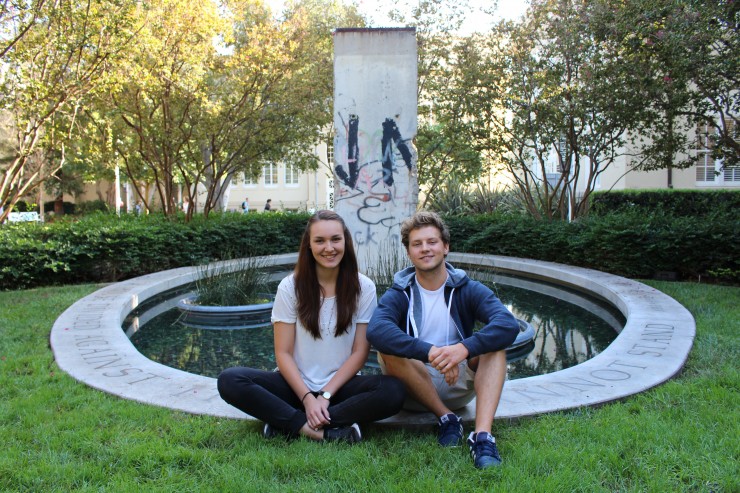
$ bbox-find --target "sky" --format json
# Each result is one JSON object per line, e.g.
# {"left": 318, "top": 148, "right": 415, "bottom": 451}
{"left": 265, "top": 0, "right": 528, "bottom": 35}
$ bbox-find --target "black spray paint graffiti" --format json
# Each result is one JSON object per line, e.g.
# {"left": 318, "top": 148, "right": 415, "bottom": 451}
{"left": 335, "top": 115, "right": 413, "bottom": 190}
{"left": 335, "top": 114, "right": 360, "bottom": 188}
{"left": 381, "top": 118, "right": 413, "bottom": 187}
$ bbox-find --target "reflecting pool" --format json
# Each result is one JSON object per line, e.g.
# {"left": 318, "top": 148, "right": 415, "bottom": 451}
{"left": 123, "top": 268, "right": 623, "bottom": 380}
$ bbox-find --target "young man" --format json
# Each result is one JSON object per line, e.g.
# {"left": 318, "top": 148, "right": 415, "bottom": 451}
{"left": 367, "top": 211, "right": 519, "bottom": 469}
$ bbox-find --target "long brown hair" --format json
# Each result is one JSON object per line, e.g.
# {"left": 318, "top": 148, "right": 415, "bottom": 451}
{"left": 294, "top": 210, "right": 360, "bottom": 339}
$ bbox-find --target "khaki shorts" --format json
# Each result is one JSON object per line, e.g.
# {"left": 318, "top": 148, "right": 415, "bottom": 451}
{"left": 377, "top": 354, "right": 476, "bottom": 412}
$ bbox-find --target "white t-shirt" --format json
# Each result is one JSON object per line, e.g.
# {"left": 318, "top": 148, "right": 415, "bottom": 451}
{"left": 271, "top": 273, "right": 377, "bottom": 391}
{"left": 418, "top": 281, "right": 460, "bottom": 347}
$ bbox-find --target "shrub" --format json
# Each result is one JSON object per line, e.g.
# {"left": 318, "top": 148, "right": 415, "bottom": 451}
{"left": 1, "top": 203, "right": 736, "bottom": 289}
{"left": 43, "top": 201, "right": 76, "bottom": 214}
{"left": 0, "top": 212, "right": 310, "bottom": 290}
{"left": 589, "top": 189, "right": 740, "bottom": 217}
{"left": 76, "top": 200, "right": 111, "bottom": 215}
{"left": 462, "top": 211, "right": 738, "bottom": 283}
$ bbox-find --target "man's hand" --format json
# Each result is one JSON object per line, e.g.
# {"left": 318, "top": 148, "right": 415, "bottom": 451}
{"left": 429, "top": 343, "right": 469, "bottom": 385}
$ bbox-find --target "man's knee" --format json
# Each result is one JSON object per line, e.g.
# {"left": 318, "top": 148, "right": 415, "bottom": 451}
{"left": 378, "top": 353, "right": 418, "bottom": 376}
{"left": 378, "top": 354, "right": 409, "bottom": 376}
{"left": 472, "top": 350, "right": 507, "bottom": 374}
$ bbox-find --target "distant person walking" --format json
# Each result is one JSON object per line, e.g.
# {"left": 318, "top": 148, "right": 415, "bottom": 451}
{"left": 264, "top": 199, "right": 272, "bottom": 211}
{"left": 241, "top": 197, "right": 250, "bottom": 213}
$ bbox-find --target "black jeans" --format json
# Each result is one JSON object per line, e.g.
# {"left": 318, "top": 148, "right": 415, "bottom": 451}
{"left": 217, "top": 367, "right": 406, "bottom": 435}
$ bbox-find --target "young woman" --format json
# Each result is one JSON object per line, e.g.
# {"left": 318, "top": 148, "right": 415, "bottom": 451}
{"left": 218, "top": 210, "right": 405, "bottom": 443}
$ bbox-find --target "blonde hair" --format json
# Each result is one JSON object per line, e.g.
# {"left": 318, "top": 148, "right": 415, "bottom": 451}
{"left": 400, "top": 211, "right": 450, "bottom": 248}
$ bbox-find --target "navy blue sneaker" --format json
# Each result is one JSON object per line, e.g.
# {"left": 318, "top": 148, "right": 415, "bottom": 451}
{"left": 437, "top": 413, "right": 463, "bottom": 447}
{"left": 467, "top": 431, "right": 502, "bottom": 468}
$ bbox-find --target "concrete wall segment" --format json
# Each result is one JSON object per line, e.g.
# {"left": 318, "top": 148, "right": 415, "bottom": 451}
{"left": 333, "top": 28, "right": 419, "bottom": 274}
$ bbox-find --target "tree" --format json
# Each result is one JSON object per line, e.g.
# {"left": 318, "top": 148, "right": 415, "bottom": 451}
{"left": 187, "top": 0, "right": 365, "bottom": 217}
{"left": 595, "top": 0, "right": 739, "bottom": 172}
{"left": 0, "top": 0, "right": 138, "bottom": 223}
{"left": 458, "top": 0, "right": 661, "bottom": 220}
{"left": 87, "top": 0, "right": 364, "bottom": 219}
{"left": 84, "top": 0, "right": 226, "bottom": 218}
{"left": 388, "top": 0, "right": 486, "bottom": 207}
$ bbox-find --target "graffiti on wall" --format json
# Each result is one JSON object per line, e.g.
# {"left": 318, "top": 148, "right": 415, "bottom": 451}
{"left": 334, "top": 109, "right": 418, "bottom": 265}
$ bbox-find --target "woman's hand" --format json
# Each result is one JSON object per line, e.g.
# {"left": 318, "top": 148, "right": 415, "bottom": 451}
{"left": 303, "top": 394, "right": 331, "bottom": 430}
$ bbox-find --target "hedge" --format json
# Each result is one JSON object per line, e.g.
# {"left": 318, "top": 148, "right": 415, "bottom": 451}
{"left": 589, "top": 189, "right": 740, "bottom": 217}
{"left": 0, "top": 212, "right": 310, "bottom": 290}
{"left": 448, "top": 210, "right": 738, "bottom": 283}
{"left": 1, "top": 207, "right": 737, "bottom": 290}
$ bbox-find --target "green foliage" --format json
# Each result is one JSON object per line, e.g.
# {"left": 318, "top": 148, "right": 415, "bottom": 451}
{"left": 0, "top": 0, "right": 139, "bottom": 223}
{"left": 425, "top": 176, "right": 471, "bottom": 215}
{"left": 426, "top": 178, "right": 528, "bottom": 216}
{"left": 595, "top": 0, "right": 740, "bottom": 170}
{"left": 195, "top": 257, "right": 270, "bottom": 306}
{"left": 42, "top": 201, "right": 76, "bottom": 214}
{"left": 75, "top": 199, "right": 112, "bottom": 215}
{"left": 460, "top": 215, "right": 575, "bottom": 263}
{"left": 365, "top": 248, "right": 409, "bottom": 298}
{"left": 1, "top": 199, "right": 736, "bottom": 287}
{"left": 0, "top": 212, "right": 310, "bottom": 290}
{"left": 590, "top": 190, "right": 740, "bottom": 217}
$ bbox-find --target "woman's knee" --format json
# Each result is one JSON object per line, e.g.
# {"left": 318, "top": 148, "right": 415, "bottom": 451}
{"left": 381, "top": 375, "right": 407, "bottom": 409}
{"left": 217, "top": 367, "right": 250, "bottom": 400}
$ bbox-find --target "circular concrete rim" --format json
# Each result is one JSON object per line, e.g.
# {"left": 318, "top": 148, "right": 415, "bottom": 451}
{"left": 50, "top": 253, "right": 695, "bottom": 424}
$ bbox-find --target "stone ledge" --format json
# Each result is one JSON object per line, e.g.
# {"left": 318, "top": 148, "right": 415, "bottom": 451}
{"left": 50, "top": 253, "right": 695, "bottom": 424}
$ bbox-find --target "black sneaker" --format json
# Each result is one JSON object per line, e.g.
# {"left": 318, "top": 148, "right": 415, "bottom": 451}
{"left": 467, "top": 431, "right": 502, "bottom": 469}
{"left": 323, "top": 423, "right": 362, "bottom": 444}
{"left": 262, "top": 423, "right": 285, "bottom": 438}
{"left": 437, "top": 413, "right": 463, "bottom": 447}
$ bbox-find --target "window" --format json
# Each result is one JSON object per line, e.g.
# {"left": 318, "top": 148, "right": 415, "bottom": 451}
{"left": 326, "top": 136, "right": 335, "bottom": 166}
{"left": 722, "top": 121, "right": 738, "bottom": 183}
{"left": 263, "top": 163, "right": 278, "bottom": 186}
{"left": 327, "top": 144, "right": 334, "bottom": 166}
{"left": 285, "top": 164, "right": 300, "bottom": 186}
{"left": 696, "top": 123, "right": 717, "bottom": 182}
{"left": 696, "top": 122, "right": 739, "bottom": 185}
{"left": 236, "top": 172, "right": 257, "bottom": 187}
{"left": 556, "top": 137, "right": 568, "bottom": 174}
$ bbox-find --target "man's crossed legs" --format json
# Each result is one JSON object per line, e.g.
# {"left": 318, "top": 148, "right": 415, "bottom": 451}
{"left": 379, "top": 350, "right": 508, "bottom": 469}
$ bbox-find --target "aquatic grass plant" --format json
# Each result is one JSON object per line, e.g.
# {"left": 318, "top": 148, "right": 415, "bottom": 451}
{"left": 0, "top": 281, "right": 737, "bottom": 492}
{"left": 365, "top": 243, "right": 410, "bottom": 298}
{"left": 194, "top": 257, "right": 271, "bottom": 307}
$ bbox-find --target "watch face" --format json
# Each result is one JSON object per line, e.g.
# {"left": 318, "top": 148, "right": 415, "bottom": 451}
{"left": 322, "top": 391, "right": 332, "bottom": 400}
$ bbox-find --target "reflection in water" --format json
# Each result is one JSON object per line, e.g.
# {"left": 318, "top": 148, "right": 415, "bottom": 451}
{"left": 126, "top": 272, "right": 622, "bottom": 381}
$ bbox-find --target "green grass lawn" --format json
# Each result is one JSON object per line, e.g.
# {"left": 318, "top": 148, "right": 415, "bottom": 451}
{"left": 1, "top": 281, "right": 738, "bottom": 492}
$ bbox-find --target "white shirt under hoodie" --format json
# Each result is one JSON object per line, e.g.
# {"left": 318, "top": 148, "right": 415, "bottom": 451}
{"left": 271, "top": 273, "right": 377, "bottom": 391}
{"left": 417, "top": 279, "right": 461, "bottom": 348}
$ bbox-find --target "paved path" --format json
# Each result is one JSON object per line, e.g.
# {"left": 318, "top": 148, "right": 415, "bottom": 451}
{"left": 50, "top": 253, "right": 695, "bottom": 426}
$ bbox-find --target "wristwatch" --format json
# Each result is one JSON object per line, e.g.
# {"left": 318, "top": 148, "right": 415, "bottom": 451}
{"left": 319, "top": 390, "right": 332, "bottom": 401}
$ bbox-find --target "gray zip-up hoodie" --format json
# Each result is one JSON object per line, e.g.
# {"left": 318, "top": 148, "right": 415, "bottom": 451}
{"left": 367, "top": 262, "right": 519, "bottom": 362}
